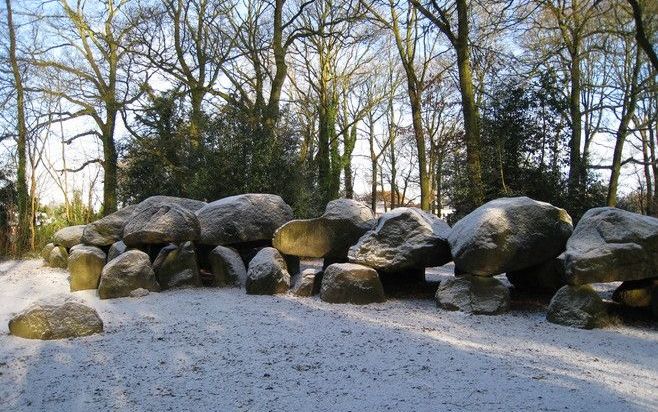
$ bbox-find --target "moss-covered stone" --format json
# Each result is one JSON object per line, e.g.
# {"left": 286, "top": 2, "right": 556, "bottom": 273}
{"left": 9, "top": 301, "right": 103, "bottom": 340}
{"left": 547, "top": 285, "right": 607, "bottom": 329}
{"left": 68, "top": 246, "right": 107, "bottom": 291}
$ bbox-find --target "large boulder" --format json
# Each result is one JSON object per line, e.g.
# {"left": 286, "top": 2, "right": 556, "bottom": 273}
{"left": 320, "top": 263, "right": 385, "bottom": 304}
{"left": 48, "top": 246, "right": 69, "bottom": 269}
{"left": 196, "top": 194, "right": 293, "bottom": 246}
{"left": 612, "top": 279, "right": 658, "bottom": 308}
{"left": 98, "top": 250, "right": 160, "bottom": 299}
{"left": 123, "top": 204, "right": 200, "bottom": 246}
{"left": 348, "top": 208, "right": 451, "bottom": 272}
{"left": 245, "top": 247, "right": 290, "bottom": 295}
{"left": 273, "top": 199, "right": 374, "bottom": 261}
{"left": 107, "top": 240, "right": 127, "bottom": 262}
{"left": 53, "top": 225, "right": 86, "bottom": 249}
{"left": 208, "top": 246, "right": 247, "bottom": 287}
{"left": 9, "top": 300, "right": 103, "bottom": 340}
{"left": 564, "top": 207, "right": 658, "bottom": 285}
{"left": 506, "top": 253, "right": 566, "bottom": 294}
{"left": 81, "top": 205, "right": 136, "bottom": 247}
{"left": 133, "top": 195, "right": 206, "bottom": 214}
{"left": 68, "top": 246, "right": 107, "bottom": 291}
{"left": 547, "top": 285, "right": 607, "bottom": 329}
{"left": 435, "top": 275, "right": 510, "bottom": 315}
{"left": 152, "top": 241, "right": 201, "bottom": 289}
{"left": 448, "top": 197, "right": 572, "bottom": 277}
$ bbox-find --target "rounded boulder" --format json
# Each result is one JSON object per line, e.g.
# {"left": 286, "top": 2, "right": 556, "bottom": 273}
{"left": 547, "top": 285, "right": 607, "bottom": 329}
{"left": 320, "top": 263, "right": 385, "bottom": 304}
{"left": 348, "top": 207, "right": 451, "bottom": 272}
{"left": 448, "top": 197, "right": 572, "bottom": 277}
{"left": 245, "top": 247, "right": 291, "bottom": 295}
{"left": 435, "top": 275, "right": 510, "bottom": 315}
{"left": 123, "top": 204, "right": 200, "bottom": 247}
{"left": 98, "top": 250, "right": 160, "bottom": 299}
{"left": 53, "top": 225, "right": 86, "bottom": 249}
{"left": 197, "top": 194, "right": 293, "bottom": 246}
{"left": 9, "top": 300, "right": 103, "bottom": 340}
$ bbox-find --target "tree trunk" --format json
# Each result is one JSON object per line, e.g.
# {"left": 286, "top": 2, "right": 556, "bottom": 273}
{"left": 342, "top": 123, "right": 357, "bottom": 200}
{"left": 408, "top": 84, "right": 431, "bottom": 210}
{"left": 369, "top": 114, "right": 378, "bottom": 213}
{"left": 567, "top": 34, "right": 583, "bottom": 194}
{"left": 641, "top": 127, "right": 653, "bottom": 215}
{"left": 264, "top": 0, "right": 287, "bottom": 137}
{"left": 6, "top": 0, "right": 30, "bottom": 252}
{"left": 102, "top": 112, "right": 118, "bottom": 215}
{"left": 455, "top": 0, "right": 484, "bottom": 209}
{"left": 436, "top": 154, "right": 443, "bottom": 216}
{"left": 190, "top": 87, "right": 204, "bottom": 146}
{"left": 607, "top": 49, "right": 641, "bottom": 206}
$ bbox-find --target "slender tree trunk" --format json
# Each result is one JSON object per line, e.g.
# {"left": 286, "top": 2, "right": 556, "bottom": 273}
{"left": 102, "top": 111, "right": 118, "bottom": 215}
{"left": 389, "top": 138, "right": 398, "bottom": 208}
{"left": 647, "top": 111, "right": 658, "bottom": 216}
{"left": 436, "top": 154, "right": 443, "bottom": 216}
{"left": 29, "top": 168, "right": 37, "bottom": 250}
{"left": 607, "top": 50, "right": 641, "bottom": 206}
{"left": 368, "top": 114, "right": 378, "bottom": 212}
{"left": 343, "top": 125, "right": 357, "bottom": 199}
{"left": 408, "top": 84, "right": 431, "bottom": 210}
{"left": 6, "top": 0, "right": 30, "bottom": 252}
{"left": 568, "top": 37, "right": 583, "bottom": 194}
{"left": 641, "top": 128, "right": 653, "bottom": 214}
{"left": 380, "top": 168, "right": 387, "bottom": 213}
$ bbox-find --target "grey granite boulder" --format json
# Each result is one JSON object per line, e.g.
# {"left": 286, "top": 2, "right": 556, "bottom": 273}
{"left": 98, "top": 250, "right": 160, "bottom": 299}
{"left": 320, "top": 263, "right": 385, "bottom": 304}
{"left": 197, "top": 194, "right": 293, "bottom": 245}
{"left": 448, "top": 197, "right": 572, "bottom": 277}
{"left": 41, "top": 243, "right": 55, "bottom": 262}
{"left": 81, "top": 205, "right": 136, "bottom": 247}
{"left": 348, "top": 207, "right": 451, "bottom": 272}
{"left": 245, "top": 247, "right": 291, "bottom": 295}
{"left": 123, "top": 204, "right": 200, "bottom": 246}
{"left": 564, "top": 207, "right": 658, "bottom": 285}
{"left": 547, "top": 285, "right": 607, "bottom": 329}
{"left": 152, "top": 241, "right": 201, "bottom": 289}
{"left": 53, "top": 225, "right": 86, "bottom": 249}
{"left": 208, "top": 246, "right": 247, "bottom": 287}
{"left": 107, "top": 240, "right": 127, "bottom": 262}
{"left": 133, "top": 195, "right": 206, "bottom": 214}
{"left": 435, "top": 275, "right": 510, "bottom": 315}
{"left": 291, "top": 268, "right": 321, "bottom": 297}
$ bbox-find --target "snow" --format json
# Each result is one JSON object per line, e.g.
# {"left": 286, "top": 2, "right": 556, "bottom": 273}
{"left": 0, "top": 259, "right": 657, "bottom": 411}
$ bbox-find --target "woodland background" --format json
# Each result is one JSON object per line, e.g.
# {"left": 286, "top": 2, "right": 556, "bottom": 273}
{"left": 0, "top": 0, "right": 656, "bottom": 254}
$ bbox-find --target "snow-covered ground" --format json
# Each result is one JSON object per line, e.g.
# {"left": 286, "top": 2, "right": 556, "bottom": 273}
{"left": 0, "top": 259, "right": 657, "bottom": 412}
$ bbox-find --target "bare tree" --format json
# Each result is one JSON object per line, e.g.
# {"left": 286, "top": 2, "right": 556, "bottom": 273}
{"left": 28, "top": 0, "right": 148, "bottom": 214}
{"left": 409, "top": 0, "right": 485, "bottom": 208}
{"left": 4, "top": 0, "right": 29, "bottom": 250}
